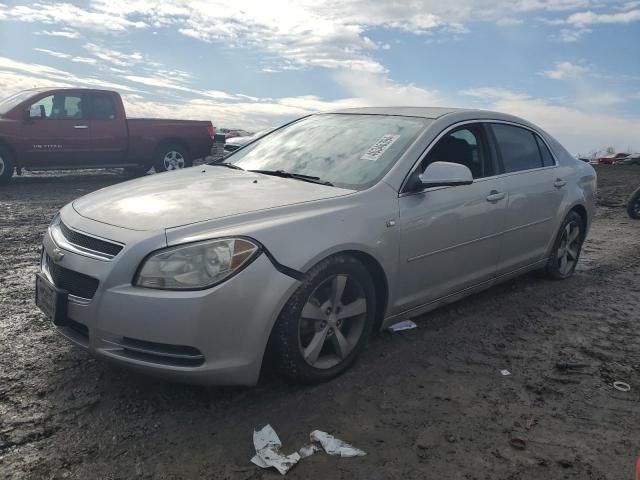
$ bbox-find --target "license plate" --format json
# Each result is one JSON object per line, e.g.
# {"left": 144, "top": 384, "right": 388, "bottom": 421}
{"left": 35, "top": 273, "right": 68, "bottom": 325}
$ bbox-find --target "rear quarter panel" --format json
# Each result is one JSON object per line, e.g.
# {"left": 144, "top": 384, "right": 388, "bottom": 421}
{"left": 539, "top": 133, "right": 597, "bottom": 262}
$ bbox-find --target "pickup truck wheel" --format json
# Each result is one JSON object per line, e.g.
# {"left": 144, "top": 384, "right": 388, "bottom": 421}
{"left": 123, "top": 166, "right": 149, "bottom": 177}
{"left": 0, "top": 147, "right": 15, "bottom": 185}
{"left": 154, "top": 144, "right": 191, "bottom": 172}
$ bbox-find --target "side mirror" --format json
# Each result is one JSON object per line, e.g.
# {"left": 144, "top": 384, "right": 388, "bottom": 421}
{"left": 415, "top": 161, "right": 473, "bottom": 190}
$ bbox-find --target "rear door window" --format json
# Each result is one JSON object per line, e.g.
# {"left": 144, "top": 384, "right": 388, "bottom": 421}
{"left": 491, "top": 124, "right": 544, "bottom": 173}
{"left": 87, "top": 93, "right": 117, "bottom": 120}
{"left": 535, "top": 135, "right": 555, "bottom": 167}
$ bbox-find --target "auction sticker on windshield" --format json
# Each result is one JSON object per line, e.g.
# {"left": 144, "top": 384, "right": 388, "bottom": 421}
{"left": 361, "top": 134, "right": 400, "bottom": 161}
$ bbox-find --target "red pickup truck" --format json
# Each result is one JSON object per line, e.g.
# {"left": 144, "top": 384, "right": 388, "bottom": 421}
{"left": 0, "top": 88, "right": 214, "bottom": 184}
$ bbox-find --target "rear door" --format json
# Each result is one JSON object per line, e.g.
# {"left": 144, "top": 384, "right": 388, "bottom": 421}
{"left": 20, "top": 92, "right": 92, "bottom": 167}
{"left": 489, "top": 122, "right": 567, "bottom": 274}
{"left": 85, "top": 92, "right": 129, "bottom": 165}
{"left": 394, "top": 123, "right": 508, "bottom": 312}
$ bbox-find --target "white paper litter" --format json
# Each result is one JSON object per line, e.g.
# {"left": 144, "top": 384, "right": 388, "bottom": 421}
{"left": 251, "top": 426, "right": 366, "bottom": 474}
{"left": 250, "top": 424, "right": 301, "bottom": 475}
{"left": 298, "top": 443, "right": 320, "bottom": 458}
{"left": 500, "top": 369, "right": 511, "bottom": 376}
{"left": 310, "top": 430, "right": 367, "bottom": 457}
{"left": 388, "top": 320, "right": 418, "bottom": 332}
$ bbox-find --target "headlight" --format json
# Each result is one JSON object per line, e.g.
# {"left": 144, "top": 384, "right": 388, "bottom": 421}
{"left": 135, "top": 238, "right": 260, "bottom": 290}
{"left": 50, "top": 212, "right": 60, "bottom": 226}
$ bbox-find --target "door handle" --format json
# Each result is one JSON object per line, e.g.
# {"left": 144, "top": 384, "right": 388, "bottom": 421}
{"left": 554, "top": 178, "right": 567, "bottom": 188}
{"left": 74, "top": 125, "right": 89, "bottom": 129}
{"left": 486, "top": 190, "right": 505, "bottom": 203}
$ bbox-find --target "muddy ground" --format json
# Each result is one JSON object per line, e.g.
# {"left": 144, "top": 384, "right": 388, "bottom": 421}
{"left": 1, "top": 165, "right": 639, "bottom": 480}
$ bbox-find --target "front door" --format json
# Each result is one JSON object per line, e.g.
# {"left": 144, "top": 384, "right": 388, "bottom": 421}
{"left": 395, "top": 123, "right": 507, "bottom": 313}
{"left": 20, "top": 92, "right": 92, "bottom": 168}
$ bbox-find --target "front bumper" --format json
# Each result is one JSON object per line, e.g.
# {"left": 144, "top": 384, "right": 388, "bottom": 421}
{"left": 40, "top": 207, "right": 300, "bottom": 385}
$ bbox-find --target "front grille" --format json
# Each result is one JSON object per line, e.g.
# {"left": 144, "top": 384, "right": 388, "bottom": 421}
{"left": 60, "top": 222, "right": 123, "bottom": 257}
{"left": 46, "top": 254, "right": 99, "bottom": 299}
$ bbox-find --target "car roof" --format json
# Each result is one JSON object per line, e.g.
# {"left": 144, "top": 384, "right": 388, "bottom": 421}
{"left": 326, "top": 106, "right": 472, "bottom": 119}
{"left": 323, "top": 106, "right": 542, "bottom": 131}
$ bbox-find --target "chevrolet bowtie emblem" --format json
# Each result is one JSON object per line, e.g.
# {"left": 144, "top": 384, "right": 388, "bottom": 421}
{"left": 52, "top": 247, "right": 65, "bottom": 262}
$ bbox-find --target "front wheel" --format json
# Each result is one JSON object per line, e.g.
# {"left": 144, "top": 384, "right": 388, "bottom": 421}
{"left": 546, "top": 211, "right": 585, "bottom": 279}
{"left": 627, "top": 186, "right": 640, "bottom": 219}
{"left": 154, "top": 144, "right": 191, "bottom": 173}
{"left": 0, "top": 146, "right": 15, "bottom": 185}
{"left": 271, "top": 255, "right": 377, "bottom": 384}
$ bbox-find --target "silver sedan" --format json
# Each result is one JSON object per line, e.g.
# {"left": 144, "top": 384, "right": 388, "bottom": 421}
{"left": 36, "top": 107, "right": 596, "bottom": 385}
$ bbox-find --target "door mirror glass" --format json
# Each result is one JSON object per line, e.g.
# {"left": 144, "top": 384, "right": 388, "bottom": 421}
{"left": 418, "top": 161, "right": 473, "bottom": 188}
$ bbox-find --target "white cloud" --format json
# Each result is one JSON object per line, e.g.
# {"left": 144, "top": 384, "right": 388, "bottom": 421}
{"left": 567, "top": 8, "right": 640, "bottom": 25}
{"left": 84, "top": 43, "right": 144, "bottom": 68}
{"left": 0, "top": 56, "right": 141, "bottom": 92}
{"left": 34, "top": 48, "right": 71, "bottom": 60}
{"left": 1, "top": 0, "right": 624, "bottom": 74}
{"left": 542, "top": 61, "right": 589, "bottom": 79}
{"left": 0, "top": 2, "right": 147, "bottom": 32}
{"left": 36, "top": 29, "right": 80, "bottom": 38}
{"left": 557, "top": 27, "right": 592, "bottom": 41}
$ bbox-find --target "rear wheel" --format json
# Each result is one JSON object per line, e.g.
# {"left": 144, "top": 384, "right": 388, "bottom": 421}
{"left": 0, "top": 146, "right": 15, "bottom": 185}
{"left": 154, "top": 144, "right": 191, "bottom": 172}
{"left": 271, "top": 255, "right": 376, "bottom": 384}
{"left": 627, "top": 186, "right": 640, "bottom": 220}
{"left": 546, "top": 211, "right": 585, "bottom": 279}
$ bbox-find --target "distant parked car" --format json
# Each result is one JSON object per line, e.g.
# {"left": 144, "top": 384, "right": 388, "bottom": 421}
{"left": 619, "top": 154, "right": 640, "bottom": 165}
{"left": 595, "top": 153, "right": 629, "bottom": 165}
{"left": 0, "top": 88, "right": 214, "bottom": 183}
{"left": 36, "top": 107, "right": 596, "bottom": 385}
{"left": 219, "top": 128, "right": 252, "bottom": 139}
{"left": 223, "top": 129, "right": 271, "bottom": 154}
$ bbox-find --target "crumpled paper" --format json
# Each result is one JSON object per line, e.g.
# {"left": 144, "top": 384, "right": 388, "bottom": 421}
{"left": 310, "top": 430, "right": 367, "bottom": 457}
{"left": 250, "top": 424, "right": 301, "bottom": 475}
{"left": 251, "top": 425, "right": 366, "bottom": 475}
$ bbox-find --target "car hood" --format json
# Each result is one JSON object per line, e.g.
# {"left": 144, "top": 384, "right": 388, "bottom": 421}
{"left": 72, "top": 166, "right": 354, "bottom": 231}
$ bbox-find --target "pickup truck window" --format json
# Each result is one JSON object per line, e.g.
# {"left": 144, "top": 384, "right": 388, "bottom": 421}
{"left": 29, "top": 93, "right": 84, "bottom": 120}
{"left": 87, "top": 93, "right": 116, "bottom": 120}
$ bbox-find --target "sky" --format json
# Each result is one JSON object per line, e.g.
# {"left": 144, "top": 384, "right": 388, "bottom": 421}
{"left": 0, "top": 0, "right": 639, "bottom": 155}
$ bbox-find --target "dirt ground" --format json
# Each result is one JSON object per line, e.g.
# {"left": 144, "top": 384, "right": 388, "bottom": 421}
{"left": 1, "top": 165, "right": 639, "bottom": 480}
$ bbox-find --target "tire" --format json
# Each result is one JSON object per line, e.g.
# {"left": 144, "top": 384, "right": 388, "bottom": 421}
{"left": 271, "top": 255, "right": 377, "bottom": 384}
{"left": 123, "top": 166, "right": 149, "bottom": 177}
{"left": 154, "top": 143, "right": 191, "bottom": 173}
{"left": 545, "top": 211, "right": 585, "bottom": 279}
{"left": 0, "top": 146, "right": 15, "bottom": 185}
{"left": 627, "top": 186, "right": 640, "bottom": 220}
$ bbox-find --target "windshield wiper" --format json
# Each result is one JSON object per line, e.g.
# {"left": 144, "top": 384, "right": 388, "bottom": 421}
{"left": 248, "top": 169, "right": 334, "bottom": 186}
{"left": 209, "top": 162, "right": 244, "bottom": 170}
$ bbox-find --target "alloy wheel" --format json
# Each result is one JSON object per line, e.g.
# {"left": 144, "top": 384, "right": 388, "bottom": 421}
{"left": 298, "top": 274, "right": 368, "bottom": 369}
{"left": 163, "top": 151, "right": 185, "bottom": 170}
{"left": 556, "top": 220, "right": 581, "bottom": 275}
